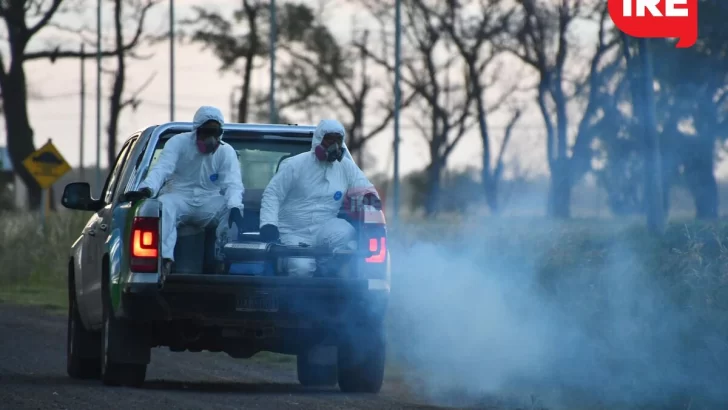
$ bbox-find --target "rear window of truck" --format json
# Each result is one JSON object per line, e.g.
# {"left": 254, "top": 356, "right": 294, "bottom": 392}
{"left": 148, "top": 133, "right": 311, "bottom": 190}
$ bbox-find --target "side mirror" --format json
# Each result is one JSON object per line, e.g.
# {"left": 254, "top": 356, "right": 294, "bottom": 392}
{"left": 61, "top": 182, "right": 103, "bottom": 212}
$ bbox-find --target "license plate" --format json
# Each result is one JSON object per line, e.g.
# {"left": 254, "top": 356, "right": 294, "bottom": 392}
{"left": 236, "top": 292, "right": 279, "bottom": 312}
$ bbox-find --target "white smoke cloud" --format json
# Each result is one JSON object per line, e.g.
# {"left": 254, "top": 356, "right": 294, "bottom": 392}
{"left": 385, "top": 218, "right": 728, "bottom": 409}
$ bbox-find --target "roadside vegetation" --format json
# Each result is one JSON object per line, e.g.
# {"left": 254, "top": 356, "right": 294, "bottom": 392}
{"left": 2, "top": 210, "right": 728, "bottom": 407}
{"left": 0, "top": 211, "right": 90, "bottom": 311}
{"left": 2, "top": 210, "right": 727, "bottom": 326}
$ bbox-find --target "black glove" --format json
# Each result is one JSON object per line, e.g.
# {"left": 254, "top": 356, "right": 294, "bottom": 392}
{"left": 125, "top": 187, "right": 152, "bottom": 202}
{"left": 228, "top": 207, "right": 244, "bottom": 229}
{"left": 362, "top": 193, "right": 382, "bottom": 210}
{"left": 259, "top": 224, "right": 280, "bottom": 243}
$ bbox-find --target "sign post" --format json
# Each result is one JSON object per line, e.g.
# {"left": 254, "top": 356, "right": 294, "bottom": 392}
{"left": 21, "top": 139, "right": 72, "bottom": 230}
{"left": 41, "top": 188, "right": 47, "bottom": 225}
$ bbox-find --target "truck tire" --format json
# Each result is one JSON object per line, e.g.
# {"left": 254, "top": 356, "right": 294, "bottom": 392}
{"left": 297, "top": 352, "right": 338, "bottom": 387}
{"left": 337, "top": 324, "right": 386, "bottom": 393}
{"left": 100, "top": 269, "right": 150, "bottom": 387}
{"left": 67, "top": 279, "right": 101, "bottom": 379}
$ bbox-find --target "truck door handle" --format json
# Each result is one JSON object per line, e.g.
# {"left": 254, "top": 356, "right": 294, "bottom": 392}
{"left": 99, "top": 224, "right": 108, "bottom": 231}
{"left": 87, "top": 229, "right": 96, "bottom": 236}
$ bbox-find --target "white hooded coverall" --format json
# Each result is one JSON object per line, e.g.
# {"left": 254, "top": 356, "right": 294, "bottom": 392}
{"left": 260, "top": 119, "right": 377, "bottom": 276}
{"left": 138, "top": 106, "right": 245, "bottom": 262}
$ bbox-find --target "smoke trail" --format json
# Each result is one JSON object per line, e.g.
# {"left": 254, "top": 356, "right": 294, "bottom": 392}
{"left": 386, "top": 218, "right": 728, "bottom": 409}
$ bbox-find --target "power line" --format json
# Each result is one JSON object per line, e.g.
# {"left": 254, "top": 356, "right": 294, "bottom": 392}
{"left": 30, "top": 91, "right": 202, "bottom": 111}
{"left": 34, "top": 89, "right": 227, "bottom": 102}
{"left": 28, "top": 90, "right": 568, "bottom": 132}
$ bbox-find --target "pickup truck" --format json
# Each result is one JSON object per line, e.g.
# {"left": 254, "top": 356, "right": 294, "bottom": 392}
{"left": 61, "top": 122, "right": 391, "bottom": 393}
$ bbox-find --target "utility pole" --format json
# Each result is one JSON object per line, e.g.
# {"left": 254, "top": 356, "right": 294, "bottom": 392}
{"left": 638, "top": 38, "right": 665, "bottom": 234}
{"left": 96, "top": 0, "right": 102, "bottom": 192}
{"left": 169, "top": 0, "right": 176, "bottom": 121}
{"left": 269, "top": 0, "right": 277, "bottom": 124}
{"left": 80, "top": 43, "right": 86, "bottom": 181}
{"left": 392, "top": 0, "right": 402, "bottom": 225}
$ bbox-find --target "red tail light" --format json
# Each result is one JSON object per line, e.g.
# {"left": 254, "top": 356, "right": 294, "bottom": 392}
{"left": 366, "top": 237, "right": 386, "bottom": 263}
{"left": 130, "top": 217, "right": 159, "bottom": 273}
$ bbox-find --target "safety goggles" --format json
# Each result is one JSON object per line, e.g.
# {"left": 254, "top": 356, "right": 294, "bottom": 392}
{"left": 197, "top": 127, "right": 223, "bottom": 139}
{"left": 321, "top": 132, "right": 343, "bottom": 146}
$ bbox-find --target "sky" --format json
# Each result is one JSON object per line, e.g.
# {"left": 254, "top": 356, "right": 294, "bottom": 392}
{"left": 1, "top": 0, "right": 727, "bottom": 182}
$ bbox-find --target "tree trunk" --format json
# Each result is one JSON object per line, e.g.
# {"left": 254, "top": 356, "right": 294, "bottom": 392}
{"left": 107, "top": 0, "right": 125, "bottom": 167}
{"left": 238, "top": 64, "right": 252, "bottom": 123}
{"left": 659, "top": 132, "right": 681, "bottom": 217}
{"left": 483, "top": 176, "right": 499, "bottom": 215}
{"left": 684, "top": 139, "right": 718, "bottom": 219}
{"left": 2, "top": 60, "right": 41, "bottom": 209}
{"left": 355, "top": 141, "right": 364, "bottom": 168}
{"left": 638, "top": 38, "right": 666, "bottom": 233}
{"left": 349, "top": 113, "right": 364, "bottom": 168}
{"left": 547, "top": 159, "right": 571, "bottom": 218}
{"left": 424, "top": 159, "right": 443, "bottom": 216}
{"left": 472, "top": 68, "right": 497, "bottom": 214}
{"left": 238, "top": 6, "right": 259, "bottom": 123}
{"left": 691, "top": 168, "right": 718, "bottom": 219}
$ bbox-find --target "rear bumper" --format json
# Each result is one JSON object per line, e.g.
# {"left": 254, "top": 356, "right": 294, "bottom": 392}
{"left": 119, "top": 274, "right": 390, "bottom": 329}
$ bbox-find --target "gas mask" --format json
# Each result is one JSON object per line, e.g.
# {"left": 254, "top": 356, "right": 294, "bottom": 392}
{"left": 196, "top": 124, "right": 222, "bottom": 154}
{"left": 314, "top": 133, "right": 344, "bottom": 162}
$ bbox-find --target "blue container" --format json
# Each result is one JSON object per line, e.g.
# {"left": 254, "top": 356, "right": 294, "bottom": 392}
{"left": 228, "top": 261, "right": 272, "bottom": 276}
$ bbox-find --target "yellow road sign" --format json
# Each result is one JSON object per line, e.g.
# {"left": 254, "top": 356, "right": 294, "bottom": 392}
{"left": 22, "top": 140, "right": 72, "bottom": 189}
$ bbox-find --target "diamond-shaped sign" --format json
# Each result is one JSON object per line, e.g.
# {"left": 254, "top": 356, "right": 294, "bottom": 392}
{"left": 21, "top": 140, "right": 71, "bottom": 189}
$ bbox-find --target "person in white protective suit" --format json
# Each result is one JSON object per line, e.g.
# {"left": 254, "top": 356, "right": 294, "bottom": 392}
{"left": 124, "top": 106, "right": 245, "bottom": 275}
{"left": 258, "top": 119, "right": 381, "bottom": 277}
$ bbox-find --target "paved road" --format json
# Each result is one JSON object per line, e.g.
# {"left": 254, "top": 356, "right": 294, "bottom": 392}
{"left": 0, "top": 303, "right": 456, "bottom": 410}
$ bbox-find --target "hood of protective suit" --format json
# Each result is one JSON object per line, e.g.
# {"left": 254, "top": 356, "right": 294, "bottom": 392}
{"left": 192, "top": 106, "right": 225, "bottom": 134}
{"left": 312, "top": 119, "right": 353, "bottom": 162}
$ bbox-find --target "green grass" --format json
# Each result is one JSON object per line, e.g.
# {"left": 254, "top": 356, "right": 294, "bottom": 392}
{"left": 0, "top": 210, "right": 91, "bottom": 312}
{"left": 0, "top": 284, "right": 67, "bottom": 312}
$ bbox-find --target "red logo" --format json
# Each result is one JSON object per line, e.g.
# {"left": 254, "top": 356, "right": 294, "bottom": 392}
{"left": 608, "top": 0, "right": 698, "bottom": 48}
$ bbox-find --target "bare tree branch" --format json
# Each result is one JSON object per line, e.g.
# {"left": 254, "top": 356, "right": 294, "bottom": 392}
{"left": 27, "top": 0, "right": 62, "bottom": 37}
{"left": 493, "top": 108, "right": 522, "bottom": 183}
{"left": 24, "top": 0, "right": 158, "bottom": 61}
{"left": 122, "top": 70, "right": 157, "bottom": 111}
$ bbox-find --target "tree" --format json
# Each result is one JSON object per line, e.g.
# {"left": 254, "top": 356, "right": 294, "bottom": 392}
{"left": 0, "top": 0, "right": 149, "bottom": 209}
{"left": 275, "top": 6, "right": 416, "bottom": 169}
{"left": 181, "top": 0, "right": 270, "bottom": 123}
{"left": 357, "top": 0, "right": 476, "bottom": 215}
{"left": 404, "top": 0, "right": 477, "bottom": 215}
{"left": 648, "top": 0, "right": 728, "bottom": 219}
{"left": 503, "top": 0, "right": 619, "bottom": 218}
{"left": 107, "top": 0, "right": 157, "bottom": 167}
{"left": 618, "top": 37, "right": 665, "bottom": 231}
{"left": 594, "top": 0, "right": 728, "bottom": 220}
{"left": 425, "top": 0, "right": 523, "bottom": 213}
